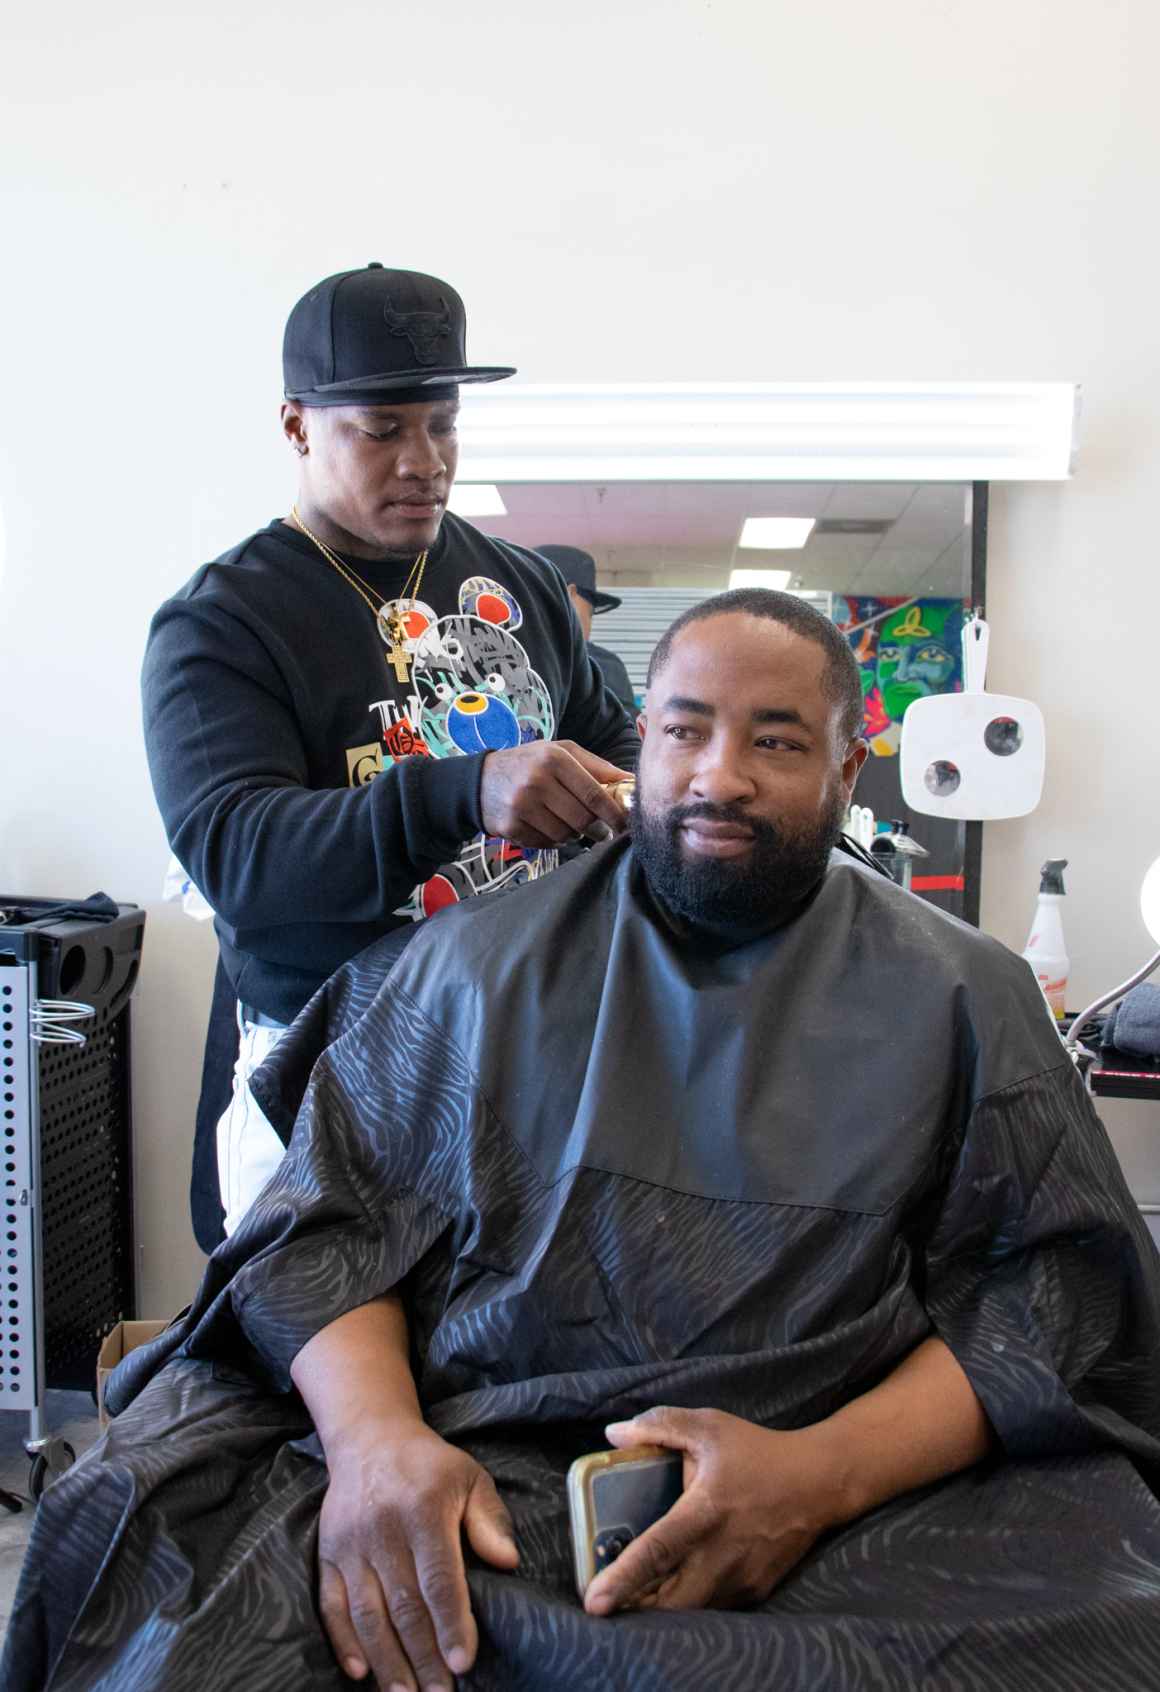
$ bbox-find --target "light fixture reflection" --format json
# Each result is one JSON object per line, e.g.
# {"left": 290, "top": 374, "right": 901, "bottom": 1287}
{"left": 738, "top": 517, "right": 815, "bottom": 550}
{"left": 729, "top": 567, "right": 794, "bottom": 590}
{"left": 447, "top": 484, "right": 508, "bottom": 517}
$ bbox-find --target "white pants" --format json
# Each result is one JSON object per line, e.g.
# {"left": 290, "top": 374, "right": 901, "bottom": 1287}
{"left": 216, "top": 1006, "right": 288, "bottom": 1237}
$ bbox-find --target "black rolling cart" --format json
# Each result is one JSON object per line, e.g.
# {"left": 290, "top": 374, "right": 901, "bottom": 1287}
{"left": 0, "top": 895, "right": 144, "bottom": 1508}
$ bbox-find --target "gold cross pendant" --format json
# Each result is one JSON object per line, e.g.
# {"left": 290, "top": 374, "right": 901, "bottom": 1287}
{"left": 386, "top": 641, "right": 412, "bottom": 684}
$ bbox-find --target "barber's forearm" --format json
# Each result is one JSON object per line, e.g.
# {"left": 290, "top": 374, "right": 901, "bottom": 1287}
{"left": 174, "top": 755, "right": 482, "bottom": 930}
{"left": 290, "top": 1292, "right": 424, "bottom": 1456}
{"left": 810, "top": 1336, "right": 993, "bottom": 1525}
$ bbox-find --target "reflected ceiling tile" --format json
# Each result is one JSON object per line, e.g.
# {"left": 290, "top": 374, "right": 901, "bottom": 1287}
{"left": 820, "top": 485, "right": 916, "bottom": 521}
{"left": 456, "top": 479, "right": 972, "bottom": 602}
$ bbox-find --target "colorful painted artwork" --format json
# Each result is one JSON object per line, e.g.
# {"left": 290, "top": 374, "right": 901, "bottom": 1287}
{"left": 833, "top": 596, "right": 966, "bottom": 757}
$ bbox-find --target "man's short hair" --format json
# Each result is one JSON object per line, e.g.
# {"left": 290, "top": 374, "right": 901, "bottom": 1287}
{"left": 646, "top": 588, "right": 866, "bottom": 744}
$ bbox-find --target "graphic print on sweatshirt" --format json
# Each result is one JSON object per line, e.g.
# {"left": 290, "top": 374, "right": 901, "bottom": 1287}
{"left": 345, "top": 575, "right": 559, "bottom": 919}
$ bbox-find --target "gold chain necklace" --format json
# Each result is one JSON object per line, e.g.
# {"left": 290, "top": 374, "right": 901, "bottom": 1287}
{"left": 289, "top": 505, "right": 429, "bottom": 684}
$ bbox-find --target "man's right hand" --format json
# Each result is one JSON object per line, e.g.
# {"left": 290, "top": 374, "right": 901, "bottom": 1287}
{"left": 479, "top": 740, "right": 632, "bottom": 847}
{"left": 317, "top": 1421, "right": 519, "bottom": 1691}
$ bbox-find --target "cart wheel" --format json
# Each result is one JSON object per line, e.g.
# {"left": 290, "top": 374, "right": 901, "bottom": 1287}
{"left": 29, "top": 1441, "right": 75, "bottom": 1500}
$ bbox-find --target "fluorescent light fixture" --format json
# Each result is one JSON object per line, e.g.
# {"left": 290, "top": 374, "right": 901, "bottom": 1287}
{"left": 738, "top": 517, "right": 815, "bottom": 550}
{"left": 456, "top": 383, "right": 1081, "bottom": 483}
{"left": 730, "top": 568, "right": 794, "bottom": 590}
{"left": 447, "top": 484, "right": 507, "bottom": 517}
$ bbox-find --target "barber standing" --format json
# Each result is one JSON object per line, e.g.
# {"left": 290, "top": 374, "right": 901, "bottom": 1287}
{"left": 143, "top": 264, "right": 637, "bottom": 1246}
{"left": 535, "top": 544, "right": 636, "bottom": 712}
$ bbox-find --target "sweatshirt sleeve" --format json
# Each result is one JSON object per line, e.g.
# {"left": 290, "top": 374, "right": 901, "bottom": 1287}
{"left": 142, "top": 593, "right": 485, "bottom": 929}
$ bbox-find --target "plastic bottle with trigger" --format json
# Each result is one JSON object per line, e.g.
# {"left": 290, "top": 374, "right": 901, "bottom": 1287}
{"left": 1021, "top": 859, "right": 1070, "bottom": 1021}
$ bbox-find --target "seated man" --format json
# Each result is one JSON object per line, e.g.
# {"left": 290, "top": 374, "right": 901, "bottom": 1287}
{"left": 6, "top": 589, "right": 1160, "bottom": 1692}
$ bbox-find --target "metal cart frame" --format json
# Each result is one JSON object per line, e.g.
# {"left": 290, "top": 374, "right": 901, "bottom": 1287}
{"left": 0, "top": 899, "right": 142, "bottom": 1509}
{"left": 1, "top": 955, "right": 77, "bottom": 1505}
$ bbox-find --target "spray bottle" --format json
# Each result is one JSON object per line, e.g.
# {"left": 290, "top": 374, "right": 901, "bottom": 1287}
{"left": 1021, "top": 859, "right": 1070, "bottom": 1020}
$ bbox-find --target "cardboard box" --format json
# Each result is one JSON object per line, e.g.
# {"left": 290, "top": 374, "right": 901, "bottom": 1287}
{"left": 96, "top": 1319, "right": 172, "bottom": 1427}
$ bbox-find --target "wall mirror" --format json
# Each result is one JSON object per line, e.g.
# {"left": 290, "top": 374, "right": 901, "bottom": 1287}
{"left": 454, "top": 382, "right": 1079, "bottom": 928}
{"left": 456, "top": 475, "right": 984, "bottom": 923}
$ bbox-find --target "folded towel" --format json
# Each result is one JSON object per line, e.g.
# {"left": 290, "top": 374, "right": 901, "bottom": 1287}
{"left": 1103, "top": 982, "right": 1160, "bottom": 1060}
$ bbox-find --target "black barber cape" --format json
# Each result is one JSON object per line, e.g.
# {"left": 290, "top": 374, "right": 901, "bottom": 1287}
{"left": 7, "top": 842, "right": 1160, "bottom": 1691}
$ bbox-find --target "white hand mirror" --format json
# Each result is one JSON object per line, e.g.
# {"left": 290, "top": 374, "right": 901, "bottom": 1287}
{"left": 900, "top": 616, "right": 1045, "bottom": 820}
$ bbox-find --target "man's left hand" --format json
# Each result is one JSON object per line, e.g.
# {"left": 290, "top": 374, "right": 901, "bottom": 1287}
{"left": 583, "top": 1406, "right": 850, "bottom": 1616}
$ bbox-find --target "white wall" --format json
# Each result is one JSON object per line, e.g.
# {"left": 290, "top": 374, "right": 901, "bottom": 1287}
{"left": 2, "top": 0, "right": 1158, "bottom": 1310}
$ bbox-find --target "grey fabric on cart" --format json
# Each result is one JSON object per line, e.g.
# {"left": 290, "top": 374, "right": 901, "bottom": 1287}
{"left": 1103, "top": 982, "right": 1160, "bottom": 1059}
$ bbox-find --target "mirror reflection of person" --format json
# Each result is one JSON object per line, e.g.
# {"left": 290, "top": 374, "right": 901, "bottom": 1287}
{"left": 535, "top": 544, "right": 637, "bottom": 712}
{"left": 14, "top": 591, "right": 1160, "bottom": 1692}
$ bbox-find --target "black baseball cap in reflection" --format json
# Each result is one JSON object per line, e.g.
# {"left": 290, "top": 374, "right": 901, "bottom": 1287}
{"left": 283, "top": 263, "right": 516, "bottom": 406}
{"left": 535, "top": 545, "right": 622, "bottom": 613}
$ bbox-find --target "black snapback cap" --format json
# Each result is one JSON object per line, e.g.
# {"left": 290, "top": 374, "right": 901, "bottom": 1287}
{"left": 283, "top": 263, "right": 516, "bottom": 404}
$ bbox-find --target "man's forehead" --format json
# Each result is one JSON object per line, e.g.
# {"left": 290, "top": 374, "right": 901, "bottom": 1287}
{"left": 669, "top": 613, "right": 825, "bottom": 678}
{"left": 652, "top": 613, "right": 834, "bottom": 725}
{"left": 347, "top": 398, "right": 460, "bottom": 419}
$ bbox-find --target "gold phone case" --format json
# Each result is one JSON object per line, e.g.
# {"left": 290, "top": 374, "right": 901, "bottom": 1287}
{"left": 566, "top": 1444, "right": 673, "bottom": 1598}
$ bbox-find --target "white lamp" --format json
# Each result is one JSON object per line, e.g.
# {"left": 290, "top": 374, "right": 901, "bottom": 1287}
{"left": 1066, "top": 853, "right": 1160, "bottom": 1057}
{"left": 1141, "top": 856, "right": 1160, "bottom": 947}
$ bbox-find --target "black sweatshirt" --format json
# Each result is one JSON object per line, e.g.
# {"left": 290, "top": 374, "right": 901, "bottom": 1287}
{"left": 142, "top": 515, "right": 639, "bottom": 1022}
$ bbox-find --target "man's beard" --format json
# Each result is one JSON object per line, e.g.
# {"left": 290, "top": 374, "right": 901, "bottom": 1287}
{"left": 629, "top": 782, "right": 847, "bottom": 930}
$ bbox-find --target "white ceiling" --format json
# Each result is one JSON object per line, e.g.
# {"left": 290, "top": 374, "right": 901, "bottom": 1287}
{"left": 473, "top": 480, "right": 972, "bottom": 597}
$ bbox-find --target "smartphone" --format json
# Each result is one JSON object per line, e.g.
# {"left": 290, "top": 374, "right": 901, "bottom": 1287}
{"left": 567, "top": 1445, "right": 684, "bottom": 1598}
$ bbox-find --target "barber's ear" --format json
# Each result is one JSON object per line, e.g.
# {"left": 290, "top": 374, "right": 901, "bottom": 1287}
{"left": 635, "top": 712, "right": 647, "bottom": 742}
{"left": 281, "top": 404, "right": 308, "bottom": 455}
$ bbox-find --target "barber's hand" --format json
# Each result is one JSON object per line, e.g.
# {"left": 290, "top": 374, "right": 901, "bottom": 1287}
{"left": 584, "top": 1407, "right": 849, "bottom": 1617}
{"left": 479, "top": 740, "right": 632, "bottom": 847}
{"left": 318, "top": 1421, "right": 518, "bottom": 1690}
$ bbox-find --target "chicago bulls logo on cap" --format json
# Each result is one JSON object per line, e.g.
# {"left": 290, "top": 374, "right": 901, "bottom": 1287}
{"left": 382, "top": 294, "right": 453, "bottom": 366}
